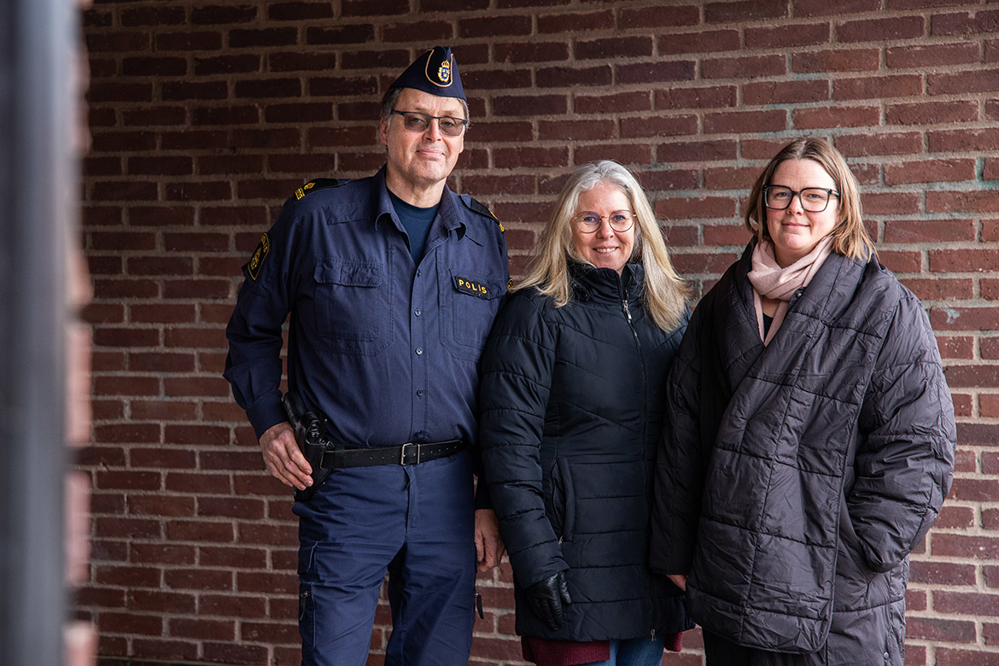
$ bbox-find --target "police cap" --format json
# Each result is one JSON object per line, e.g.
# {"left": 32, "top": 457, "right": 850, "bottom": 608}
{"left": 388, "top": 46, "right": 465, "bottom": 102}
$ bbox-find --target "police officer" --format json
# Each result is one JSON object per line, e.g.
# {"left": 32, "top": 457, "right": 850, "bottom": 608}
{"left": 224, "top": 46, "right": 508, "bottom": 666}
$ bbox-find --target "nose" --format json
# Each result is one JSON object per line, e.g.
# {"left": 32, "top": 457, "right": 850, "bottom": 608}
{"left": 595, "top": 219, "right": 615, "bottom": 238}
{"left": 423, "top": 119, "right": 443, "bottom": 140}
{"left": 786, "top": 192, "right": 805, "bottom": 214}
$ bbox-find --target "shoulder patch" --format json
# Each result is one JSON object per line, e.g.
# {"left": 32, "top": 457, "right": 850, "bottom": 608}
{"left": 461, "top": 195, "right": 504, "bottom": 233}
{"left": 247, "top": 233, "right": 270, "bottom": 280}
{"left": 294, "top": 178, "right": 351, "bottom": 201}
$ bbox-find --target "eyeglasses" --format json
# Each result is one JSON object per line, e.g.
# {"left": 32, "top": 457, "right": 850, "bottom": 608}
{"left": 390, "top": 110, "right": 468, "bottom": 137}
{"left": 763, "top": 186, "right": 840, "bottom": 213}
{"left": 572, "top": 210, "right": 636, "bottom": 233}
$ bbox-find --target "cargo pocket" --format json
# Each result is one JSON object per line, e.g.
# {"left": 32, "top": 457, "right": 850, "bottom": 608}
{"left": 438, "top": 268, "right": 503, "bottom": 362}
{"left": 312, "top": 259, "right": 392, "bottom": 356}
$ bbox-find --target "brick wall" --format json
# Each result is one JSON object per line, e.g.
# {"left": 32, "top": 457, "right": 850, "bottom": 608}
{"left": 77, "top": 1, "right": 998, "bottom": 665}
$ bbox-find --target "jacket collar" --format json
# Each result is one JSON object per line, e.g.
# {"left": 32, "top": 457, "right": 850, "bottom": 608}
{"left": 570, "top": 261, "right": 644, "bottom": 303}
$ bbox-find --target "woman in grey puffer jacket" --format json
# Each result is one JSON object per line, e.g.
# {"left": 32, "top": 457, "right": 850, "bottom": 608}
{"left": 650, "top": 137, "right": 956, "bottom": 666}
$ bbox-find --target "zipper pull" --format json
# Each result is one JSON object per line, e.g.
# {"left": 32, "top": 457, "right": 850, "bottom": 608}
{"left": 622, "top": 300, "right": 632, "bottom": 322}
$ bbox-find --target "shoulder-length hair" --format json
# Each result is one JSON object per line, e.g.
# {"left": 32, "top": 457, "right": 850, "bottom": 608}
{"left": 518, "top": 160, "right": 690, "bottom": 332}
{"left": 744, "top": 137, "right": 876, "bottom": 261}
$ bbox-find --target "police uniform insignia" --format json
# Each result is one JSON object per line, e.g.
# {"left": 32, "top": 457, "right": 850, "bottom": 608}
{"left": 462, "top": 195, "right": 504, "bottom": 234}
{"left": 247, "top": 233, "right": 270, "bottom": 281}
{"left": 507, "top": 277, "right": 514, "bottom": 292}
{"left": 454, "top": 276, "right": 489, "bottom": 300}
{"left": 435, "top": 57, "right": 451, "bottom": 85}
{"left": 294, "top": 178, "right": 350, "bottom": 200}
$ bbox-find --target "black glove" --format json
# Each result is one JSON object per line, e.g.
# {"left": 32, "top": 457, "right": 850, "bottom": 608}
{"left": 524, "top": 571, "right": 572, "bottom": 631}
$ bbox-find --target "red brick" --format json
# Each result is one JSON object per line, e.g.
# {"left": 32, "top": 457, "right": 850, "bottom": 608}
{"left": 121, "top": 6, "right": 185, "bottom": 26}
{"left": 949, "top": 478, "right": 1000, "bottom": 502}
{"left": 943, "top": 364, "right": 1000, "bottom": 388}
{"left": 928, "top": 69, "right": 999, "bottom": 96}
{"left": 745, "top": 23, "right": 830, "bottom": 48}
{"left": 657, "top": 197, "right": 738, "bottom": 221}
{"left": 903, "top": 278, "right": 975, "bottom": 301}
{"left": 575, "top": 92, "right": 651, "bottom": 115}
{"left": 794, "top": 105, "right": 880, "bottom": 129}
{"left": 658, "top": 30, "right": 740, "bottom": 55}
{"left": 268, "top": 52, "right": 339, "bottom": 73}
{"left": 122, "top": 57, "right": 187, "bottom": 77}
{"left": 381, "top": 20, "right": 453, "bottom": 43}
{"left": 906, "top": 617, "right": 978, "bottom": 643}
{"left": 305, "top": 25, "right": 374, "bottom": 46}
{"left": 574, "top": 144, "right": 652, "bottom": 166}
{"left": 887, "top": 42, "right": 980, "bottom": 68}
{"left": 933, "top": 532, "right": 1000, "bottom": 559}
{"left": 706, "top": 0, "right": 787, "bottom": 22}
{"left": 123, "top": 106, "right": 188, "bottom": 127}
{"left": 705, "top": 110, "right": 786, "bottom": 134}
{"left": 234, "top": 78, "right": 301, "bottom": 99}
{"left": 538, "top": 10, "right": 614, "bottom": 34}
{"left": 241, "top": 620, "right": 300, "bottom": 643}
{"left": 910, "top": 559, "right": 978, "bottom": 586}
{"left": 94, "top": 565, "right": 161, "bottom": 588}
{"left": 931, "top": 10, "right": 999, "bottom": 36}
{"left": 744, "top": 80, "right": 828, "bottom": 105}
{"left": 793, "top": 48, "right": 880, "bottom": 72}
{"left": 617, "top": 61, "right": 696, "bottom": 85}
{"left": 621, "top": 5, "right": 700, "bottom": 29}
{"left": 885, "top": 159, "right": 977, "bottom": 185}
{"left": 131, "top": 447, "right": 197, "bottom": 469}
{"left": 833, "top": 74, "right": 923, "bottom": 101}
{"left": 199, "top": 593, "right": 268, "bottom": 617}
{"left": 161, "top": 130, "right": 229, "bottom": 150}
{"left": 86, "top": 31, "right": 150, "bottom": 52}
{"left": 170, "top": 618, "right": 235, "bottom": 641}
{"left": 459, "top": 15, "right": 530, "bottom": 38}
{"left": 199, "top": 547, "right": 268, "bottom": 569}
{"left": 576, "top": 37, "right": 653, "bottom": 60}
{"left": 837, "top": 16, "right": 925, "bottom": 42}
{"left": 269, "top": 1, "right": 333, "bottom": 20}
{"left": 237, "top": 571, "right": 298, "bottom": 594}
{"left": 97, "top": 612, "right": 163, "bottom": 636}
{"left": 495, "top": 95, "right": 567, "bottom": 117}
{"left": 536, "top": 65, "right": 612, "bottom": 88}
{"left": 130, "top": 544, "right": 197, "bottom": 566}
{"left": 129, "top": 495, "right": 195, "bottom": 517}
{"left": 981, "top": 394, "right": 999, "bottom": 418}
{"left": 166, "top": 473, "right": 234, "bottom": 495}
{"left": 94, "top": 517, "right": 162, "bottom": 540}
{"left": 935, "top": 649, "right": 1000, "bottom": 666}
{"left": 927, "top": 190, "right": 999, "bottom": 214}
{"left": 862, "top": 192, "right": 922, "bottom": 216}
{"left": 620, "top": 116, "right": 698, "bottom": 139}
{"left": 93, "top": 375, "right": 161, "bottom": 397}
{"left": 203, "top": 643, "right": 271, "bottom": 664}
{"left": 494, "top": 42, "right": 569, "bottom": 64}
{"left": 703, "top": 55, "right": 785, "bottom": 79}
{"left": 636, "top": 169, "right": 700, "bottom": 192}
{"left": 156, "top": 31, "right": 223, "bottom": 52}
{"left": 165, "top": 569, "right": 234, "bottom": 592}
{"left": 190, "top": 5, "right": 258, "bottom": 25}
{"left": 657, "top": 86, "right": 736, "bottom": 110}
{"left": 94, "top": 423, "right": 162, "bottom": 445}
{"left": 669, "top": 140, "right": 746, "bottom": 168}
{"left": 130, "top": 639, "right": 198, "bottom": 662}
{"left": 935, "top": 505, "right": 976, "bottom": 529}
{"left": 198, "top": 497, "right": 266, "bottom": 520}
{"left": 130, "top": 303, "right": 196, "bottom": 323}
{"left": 493, "top": 147, "right": 568, "bottom": 170}
{"left": 193, "top": 55, "right": 261, "bottom": 76}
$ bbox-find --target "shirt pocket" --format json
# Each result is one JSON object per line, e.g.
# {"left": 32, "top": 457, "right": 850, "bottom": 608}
{"left": 312, "top": 259, "right": 393, "bottom": 356}
{"left": 438, "top": 268, "right": 503, "bottom": 362}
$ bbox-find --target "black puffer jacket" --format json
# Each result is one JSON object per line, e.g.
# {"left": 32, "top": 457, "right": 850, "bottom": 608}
{"left": 479, "top": 263, "right": 691, "bottom": 641}
{"left": 650, "top": 243, "right": 956, "bottom": 665}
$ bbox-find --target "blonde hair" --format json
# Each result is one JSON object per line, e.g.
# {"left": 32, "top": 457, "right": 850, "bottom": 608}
{"left": 519, "top": 160, "right": 689, "bottom": 332}
{"left": 744, "top": 137, "right": 876, "bottom": 261}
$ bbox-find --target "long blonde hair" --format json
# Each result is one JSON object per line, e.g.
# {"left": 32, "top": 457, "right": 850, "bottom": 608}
{"left": 744, "top": 137, "right": 876, "bottom": 261}
{"left": 518, "top": 160, "right": 689, "bottom": 332}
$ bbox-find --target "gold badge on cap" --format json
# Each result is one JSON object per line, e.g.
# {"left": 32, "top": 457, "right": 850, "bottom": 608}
{"left": 426, "top": 52, "right": 454, "bottom": 88}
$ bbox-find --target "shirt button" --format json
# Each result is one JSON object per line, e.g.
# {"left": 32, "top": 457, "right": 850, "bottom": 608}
{"left": 414, "top": 308, "right": 422, "bottom": 316}
{"left": 416, "top": 389, "right": 424, "bottom": 398}
{"left": 883, "top": 653, "right": 889, "bottom": 660}
{"left": 416, "top": 270, "right": 422, "bottom": 277}
{"left": 415, "top": 347, "right": 423, "bottom": 355}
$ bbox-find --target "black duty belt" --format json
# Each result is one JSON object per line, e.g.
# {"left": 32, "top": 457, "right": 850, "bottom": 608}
{"left": 318, "top": 439, "right": 466, "bottom": 471}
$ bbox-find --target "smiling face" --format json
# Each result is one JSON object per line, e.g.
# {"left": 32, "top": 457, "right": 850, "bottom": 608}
{"left": 570, "top": 180, "right": 636, "bottom": 274}
{"left": 379, "top": 87, "right": 465, "bottom": 204}
{"left": 765, "top": 159, "right": 840, "bottom": 267}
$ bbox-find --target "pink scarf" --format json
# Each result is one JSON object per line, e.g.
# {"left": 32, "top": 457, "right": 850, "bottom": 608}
{"left": 747, "top": 237, "right": 835, "bottom": 346}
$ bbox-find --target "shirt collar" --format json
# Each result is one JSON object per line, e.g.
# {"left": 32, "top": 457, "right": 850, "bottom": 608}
{"left": 371, "top": 166, "right": 465, "bottom": 236}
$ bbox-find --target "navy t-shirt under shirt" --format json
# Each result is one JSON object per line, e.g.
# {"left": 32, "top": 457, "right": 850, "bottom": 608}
{"left": 389, "top": 191, "right": 439, "bottom": 263}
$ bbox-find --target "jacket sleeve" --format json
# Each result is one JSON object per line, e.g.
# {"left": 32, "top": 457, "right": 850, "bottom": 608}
{"left": 650, "top": 304, "right": 706, "bottom": 576}
{"left": 478, "top": 292, "right": 565, "bottom": 588}
{"left": 223, "top": 205, "right": 298, "bottom": 440}
{"left": 850, "top": 290, "right": 957, "bottom": 573}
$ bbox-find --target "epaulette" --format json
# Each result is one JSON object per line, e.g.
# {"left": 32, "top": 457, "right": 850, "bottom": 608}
{"left": 461, "top": 194, "right": 504, "bottom": 234}
{"left": 294, "top": 178, "right": 351, "bottom": 201}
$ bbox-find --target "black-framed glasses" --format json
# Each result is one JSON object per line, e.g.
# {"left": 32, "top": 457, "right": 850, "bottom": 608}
{"left": 572, "top": 210, "right": 636, "bottom": 233}
{"left": 390, "top": 110, "right": 468, "bottom": 137}
{"left": 763, "top": 186, "right": 840, "bottom": 213}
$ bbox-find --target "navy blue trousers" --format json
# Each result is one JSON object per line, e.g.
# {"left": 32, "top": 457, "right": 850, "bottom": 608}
{"left": 294, "top": 450, "right": 477, "bottom": 666}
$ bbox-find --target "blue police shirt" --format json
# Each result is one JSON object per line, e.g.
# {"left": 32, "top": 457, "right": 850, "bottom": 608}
{"left": 224, "top": 167, "right": 509, "bottom": 448}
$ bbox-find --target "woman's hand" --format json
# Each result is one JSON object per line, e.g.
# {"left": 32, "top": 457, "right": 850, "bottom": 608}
{"left": 667, "top": 574, "right": 687, "bottom": 591}
{"left": 524, "top": 571, "right": 572, "bottom": 631}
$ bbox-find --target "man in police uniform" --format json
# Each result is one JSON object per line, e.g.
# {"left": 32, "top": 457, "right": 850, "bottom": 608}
{"left": 224, "top": 47, "right": 508, "bottom": 666}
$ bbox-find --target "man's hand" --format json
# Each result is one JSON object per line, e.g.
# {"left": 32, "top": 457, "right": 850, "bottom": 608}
{"left": 667, "top": 574, "right": 687, "bottom": 591}
{"left": 259, "top": 422, "right": 313, "bottom": 490}
{"left": 475, "top": 509, "right": 505, "bottom": 572}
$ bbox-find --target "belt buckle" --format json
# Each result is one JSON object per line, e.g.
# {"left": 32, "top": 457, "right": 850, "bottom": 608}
{"left": 400, "top": 442, "right": 420, "bottom": 465}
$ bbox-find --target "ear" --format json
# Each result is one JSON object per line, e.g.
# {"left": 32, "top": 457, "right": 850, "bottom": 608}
{"left": 379, "top": 117, "right": 389, "bottom": 146}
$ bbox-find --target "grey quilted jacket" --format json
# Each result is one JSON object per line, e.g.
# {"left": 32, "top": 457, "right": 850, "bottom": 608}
{"left": 650, "top": 243, "right": 956, "bottom": 665}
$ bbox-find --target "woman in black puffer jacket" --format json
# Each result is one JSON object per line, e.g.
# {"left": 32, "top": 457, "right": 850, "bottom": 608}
{"left": 479, "top": 161, "right": 692, "bottom": 666}
{"left": 650, "top": 138, "right": 956, "bottom": 666}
